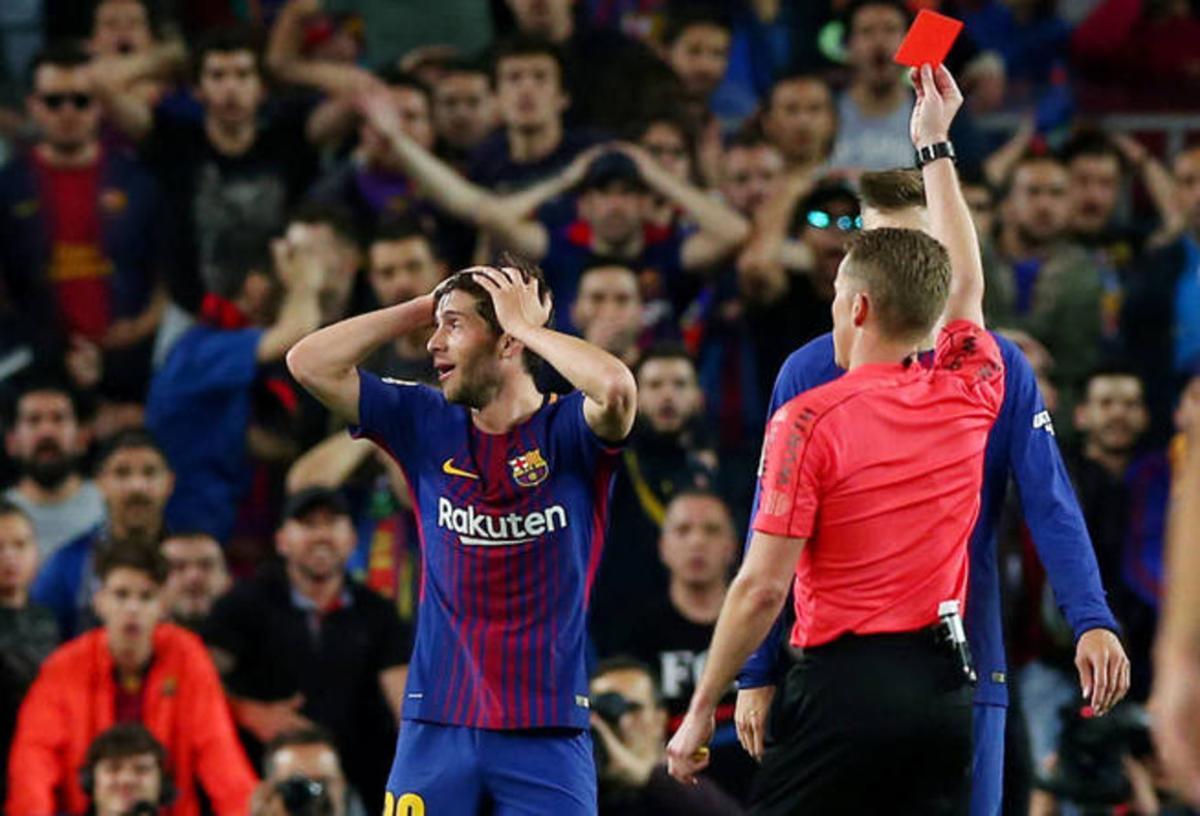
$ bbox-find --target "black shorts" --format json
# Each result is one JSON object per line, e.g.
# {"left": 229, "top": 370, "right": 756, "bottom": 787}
{"left": 750, "top": 630, "right": 974, "bottom": 816}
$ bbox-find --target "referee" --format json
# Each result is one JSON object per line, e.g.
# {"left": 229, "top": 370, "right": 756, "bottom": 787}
{"left": 668, "top": 64, "right": 999, "bottom": 814}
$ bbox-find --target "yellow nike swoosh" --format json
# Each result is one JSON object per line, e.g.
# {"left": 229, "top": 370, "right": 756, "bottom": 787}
{"left": 442, "top": 458, "right": 480, "bottom": 480}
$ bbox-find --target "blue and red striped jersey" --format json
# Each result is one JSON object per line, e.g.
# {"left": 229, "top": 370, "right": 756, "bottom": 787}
{"left": 351, "top": 371, "right": 622, "bottom": 730}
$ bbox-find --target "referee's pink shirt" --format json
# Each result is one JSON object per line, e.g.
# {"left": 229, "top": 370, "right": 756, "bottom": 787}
{"left": 753, "top": 320, "right": 1006, "bottom": 649}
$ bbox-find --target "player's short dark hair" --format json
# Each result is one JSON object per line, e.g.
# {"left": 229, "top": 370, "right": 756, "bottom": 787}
{"left": 83, "top": 724, "right": 168, "bottom": 784}
{"left": 843, "top": 228, "right": 951, "bottom": 344}
{"left": 492, "top": 35, "right": 566, "bottom": 85}
{"left": 845, "top": 0, "right": 912, "bottom": 31}
{"left": 1060, "top": 130, "right": 1124, "bottom": 169}
{"left": 859, "top": 169, "right": 927, "bottom": 211}
{"left": 633, "top": 342, "right": 696, "bottom": 381}
{"left": 435, "top": 253, "right": 552, "bottom": 374}
{"left": 662, "top": 3, "right": 734, "bottom": 46}
{"left": 0, "top": 498, "right": 34, "bottom": 529}
{"left": 96, "top": 428, "right": 169, "bottom": 473}
{"left": 288, "top": 201, "right": 361, "bottom": 248}
{"left": 263, "top": 726, "right": 339, "bottom": 777}
{"left": 192, "top": 26, "right": 262, "bottom": 83}
{"left": 592, "top": 656, "right": 664, "bottom": 706}
{"left": 96, "top": 539, "right": 169, "bottom": 586}
{"left": 27, "top": 42, "right": 91, "bottom": 88}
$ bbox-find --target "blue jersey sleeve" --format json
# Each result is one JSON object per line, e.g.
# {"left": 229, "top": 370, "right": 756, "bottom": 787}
{"left": 737, "top": 335, "right": 842, "bottom": 688}
{"left": 550, "top": 391, "right": 626, "bottom": 469}
{"left": 1007, "top": 349, "right": 1120, "bottom": 639}
{"left": 350, "top": 370, "right": 447, "bottom": 474}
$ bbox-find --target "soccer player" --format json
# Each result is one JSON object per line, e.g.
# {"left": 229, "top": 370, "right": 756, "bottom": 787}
{"left": 287, "top": 257, "right": 637, "bottom": 814}
{"left": 665, "top": 64, "right": 998, "bottom": 812}
{"left": 733, "top": 165, "right": 1131, "bottom": 812}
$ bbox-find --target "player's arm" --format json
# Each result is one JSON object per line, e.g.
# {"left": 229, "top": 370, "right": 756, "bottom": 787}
{"left": 472, "top": 268, "right": 637, "bottom": 442}
{"left": 614, "top": 142, "right": 751, "bottom": 270}
{"left": 911, "top": 64, "right": 985, "bottom": 329}
{"left": 1007, "top": 346, "right": 1128, "bottom": 713}
{"left": 668, "top": 530, "right": 804, "bottom": 783}
{"left": 286, "top": 294, "right": 436, "bottom": 424}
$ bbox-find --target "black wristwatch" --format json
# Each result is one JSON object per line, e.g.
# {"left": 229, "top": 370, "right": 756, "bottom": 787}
{"left": 915, "top": 140, "right": 956, "bottom": 168}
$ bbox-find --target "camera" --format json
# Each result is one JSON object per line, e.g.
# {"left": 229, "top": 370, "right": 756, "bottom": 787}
{"left": 275, "top": 776, "right": 334, "bottom": 816}
{"left": 1036, "top": 702, "right": 1152, "bottom": 811}
{"left": 590, "top": 691, "right": 641, "bottom": 772}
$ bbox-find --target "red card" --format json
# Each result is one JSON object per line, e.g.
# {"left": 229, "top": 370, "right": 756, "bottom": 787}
{"left": 893, "top": 9, "right": 963, "bottom": 68}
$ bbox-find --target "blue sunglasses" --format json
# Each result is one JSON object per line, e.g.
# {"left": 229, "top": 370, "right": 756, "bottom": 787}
{"left": 806, "top": 210, "right": 862, "bottom": 232}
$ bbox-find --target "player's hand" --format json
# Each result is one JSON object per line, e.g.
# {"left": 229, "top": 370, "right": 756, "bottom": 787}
{"left": 666, "top": 705, "right": 715, "bottom": 785}
{"left": 1150, "top": 644, "right": 1200, "bottom": 806}
{"left": 735, "top": 685, "right": 775, "bottom": 761}
{"left": 1075, "top": 628, "right": 1130, "bottom": 715}
{"left": 471, "top": 266, "right": 552, "bottom": 338}
{"left": 909, "top": 63, "right": 963, "bottom": 150}
{"left": 590, "top": 714, "right": 656, "bottom": 788}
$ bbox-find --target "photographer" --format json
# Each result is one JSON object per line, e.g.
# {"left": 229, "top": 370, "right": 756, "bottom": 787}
{"left": 590, "top": 658, "right": 744, "bottom": 816}
{"left": 251, "top": 727, "right": 365, "bottom": 816}
{"left": 80, "top": 724, "right": 173, "bottom": 816}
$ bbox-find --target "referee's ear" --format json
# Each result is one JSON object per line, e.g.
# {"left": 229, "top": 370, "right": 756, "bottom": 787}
{"left": 852, "top": 291, "right": 870, "bottom": 327}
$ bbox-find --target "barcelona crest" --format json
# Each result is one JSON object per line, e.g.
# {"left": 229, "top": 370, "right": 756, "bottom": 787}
{"left": 509, "top": 448, "right": 550, "bottom": 488}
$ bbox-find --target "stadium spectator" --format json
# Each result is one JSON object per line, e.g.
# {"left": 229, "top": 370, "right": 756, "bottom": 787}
{"left": 254, "top": 727, "right": 364, "bottom": 816}
{"left": 662, "top": 6, "right": 731, "bottom": 122}
{"left": 429, "top": 57, "right": 498, "bottom": 169}
{"left": 606, "top": 490, "right": 754, "bottom": 801}
{"left": 203, "top": 486, "right": 412, "bottom": 807}
{"left": 285, "top": 203, "right": 368, "bottom": 328}
{"left": 759, "top": 73, "right": 836, "bottom": 176}
{"left": 986, "top": 153, "right": 1102, "bottom": 413}
{"left": 78, "top": 724, "right": 173, "bottom": 816}
{"left": 592, "top": 344, "right": 715, "bottom": 652}
{"left": 33, "top": 428, "right": 174, "bottom": 638}
{"left": 570, "top": 260, "right": 645, "bottom": 368}
{"left": 8, "top": 540, "right": 256, "bottom": 816}
{"left": 120, "top": 27, "right": 323, "bottom": 313}
{"left": 160, "top": 530, "right": 229, "bottom": 630}
{"left": 1121, "top": 145, "right": 1200, "bottom": 441}
{"left": 962, "top": 168, "right": 999, "bottom": 240}
{"left": 960, "top": 0, "right": 1071, "bottom": 91}
{"left": 144, "top": 230, "right": 323, "bottom": 544}
{"left": 590, "top": 656, "right": 745, "bottom": 815}
{"left": 87, "top": 0, "right": 186, "bottom": 115}
{"left": 0, "top": 500, "right": 59, "bottom": 805}
{"left": 719, "top": 134, "right": 784, "bottom": 219}
{"left": 362, "top": 220, "right": 444, "bottom": 381}
{"left": 0, "top": 43, "right": 169, "bottom": 398}
{"left": 3, "top": 379, "right": 104, "bottom": 557}
{"left": 634, "top": 115, "right": 698, "bottom": 228}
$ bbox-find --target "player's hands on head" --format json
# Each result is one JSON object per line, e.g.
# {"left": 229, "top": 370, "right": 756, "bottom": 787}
{"left": 1075, "top": 628, "right": 1131, "bottom": 716}
{"left": 665, "top": 706, "right": 715, "bottom": 785}
{"left": 909, "top": 63, "right": 963, "bottom": 150}
{"left": 734, "top": 685, "right": 775, "bottom": 761}
{"left": 471, "top": 266, "right": 552, "bottom": 337}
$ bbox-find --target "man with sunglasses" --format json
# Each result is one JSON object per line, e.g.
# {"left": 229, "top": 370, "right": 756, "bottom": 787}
{"left": 0, "top": 42, "right": 167, "bottom": 401}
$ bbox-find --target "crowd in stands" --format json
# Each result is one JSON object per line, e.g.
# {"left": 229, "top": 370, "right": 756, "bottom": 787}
{"left": 1, "top": 0, "right": 1199, "bottom": 813}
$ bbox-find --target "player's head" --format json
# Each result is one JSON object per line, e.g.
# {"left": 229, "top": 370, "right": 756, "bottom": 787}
{"left": 429, "top": 255, "right": 552, "bottom": 408}
{"left": 262, "top": 727, "right": 347, "bottom": 816}
{"left": 0, "top": 500, "right": 38, "bottom": 604}
{"left": 160, "top": 530, "right": 229, "bottom": 627}
{"left": 659, "top": 489, "right": 737, "bottom": 591}
{"left": 82, "top": 724, "right": 171, "bottom": 816}
{"left": 96, "top": 430, "right": 174, "bottom": 545}
{"left": 571, "top": 260, "right": 642, "bottom": 358}
{"left": 720, "top": 133, "right": 784, "bottom": 217}
{"left": 634, "top": 344, "right": 702, "bottom": 435}
{"left": 1075, "top": 365, "right": 1148, "bottom": 456}
{"left": 1061, "top": 131, "right": 1125, "bottom": 239}
{"left": 193, "top": 27, "right": 265, "bottom": 128}
{"left": 762, "top": 72, "right": 835, "bottom": 167}
{"left": 662, "top": 4, "right": 733, "bottom": 101}
{"left": 831, "top": 227, "right": 951, "bottom": 369}
{"left": 493, "top": 35, "right": 568, "bottom": 133}
{"left": 1173, "top": 146, "right": 1200, "bottom": 236}
{"left": 94, "top": 540, "right": 169, "bottom": 657}
{"left": 1003, "top": 153, "right": 1071, "bottom": 247}
{"left": 276, "top": 488, "right": 356, "bottom": 584}
{"left": 858, "top": 168, "right": 928, "bottom": 232}
{"left": 368, "top": 219, "right": 444, "bottom": 307}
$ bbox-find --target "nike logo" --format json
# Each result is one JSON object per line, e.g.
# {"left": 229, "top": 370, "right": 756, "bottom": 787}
{"left": 442, "top": 458, "right": 480, "bottom": 480}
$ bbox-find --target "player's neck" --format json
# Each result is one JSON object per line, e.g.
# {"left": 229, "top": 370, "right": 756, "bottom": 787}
{"left": 670, "top": 579, "right": 726, "bottom": 625}
{"left": 472, "top": 374, "right": 543, "bottom": 434}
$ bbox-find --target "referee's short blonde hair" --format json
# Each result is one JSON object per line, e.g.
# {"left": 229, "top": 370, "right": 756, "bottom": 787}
{"left": 843, "top": 228, "right": 950, "bottom": 343}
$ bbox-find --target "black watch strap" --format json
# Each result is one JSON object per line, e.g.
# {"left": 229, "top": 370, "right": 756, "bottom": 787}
{"left": 916, "top": 140, "right": 956, "bottom": 168}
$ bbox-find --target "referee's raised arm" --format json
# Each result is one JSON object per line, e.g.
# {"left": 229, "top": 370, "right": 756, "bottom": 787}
{"left": 911, "top": 64, "right": 986, "bottom": 329}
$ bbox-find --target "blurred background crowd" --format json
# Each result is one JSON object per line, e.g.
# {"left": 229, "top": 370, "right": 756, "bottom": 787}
{"left": 0, "top": 0, "right": 1199, "bottom": 813}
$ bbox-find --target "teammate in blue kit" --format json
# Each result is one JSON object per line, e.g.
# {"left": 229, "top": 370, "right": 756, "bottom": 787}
{"left": 287, "top": 255, "right": 637, "bottom": 815}
{"left": 733, "top": 164, "right": 1132, "bottom": 816}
